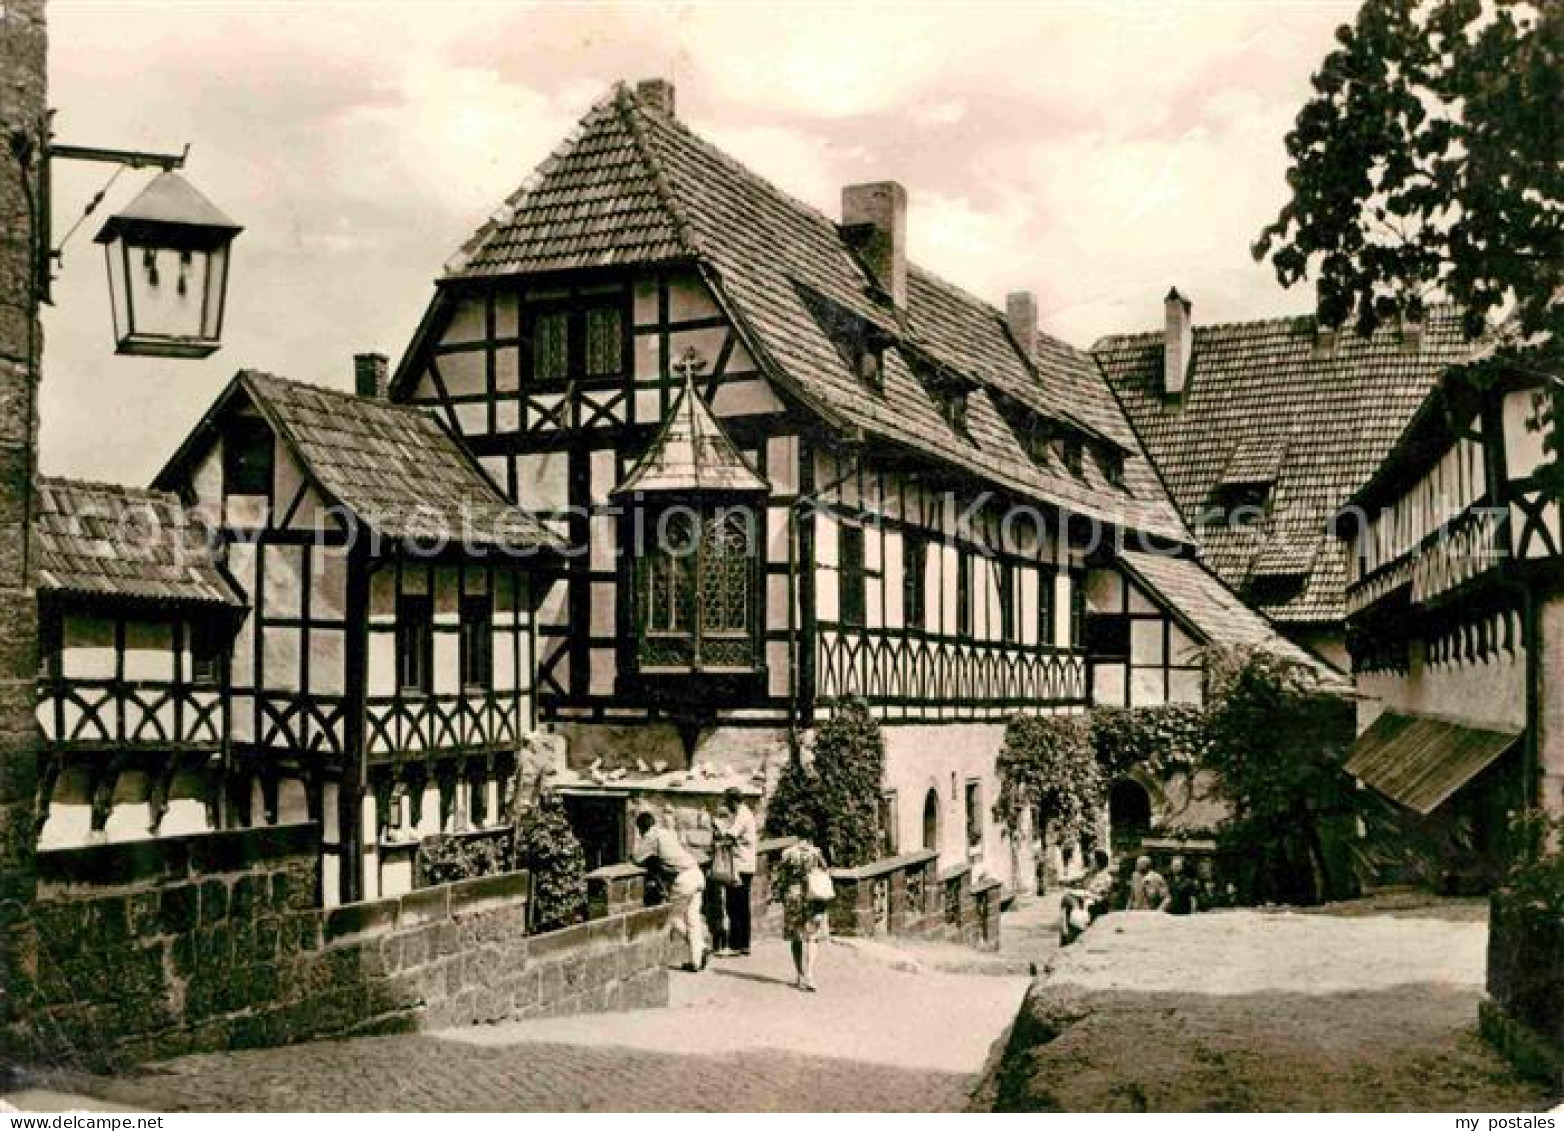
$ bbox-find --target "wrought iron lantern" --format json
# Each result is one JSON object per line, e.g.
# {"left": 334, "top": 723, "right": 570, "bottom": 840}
{"left": 93, "top": 170, "right": 241, "bottom": 358}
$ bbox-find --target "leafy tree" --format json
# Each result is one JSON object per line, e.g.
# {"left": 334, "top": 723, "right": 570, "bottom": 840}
{"left": 1203, "top": 647, "right": 1357, "bottom": 903}
{"left": 994, "top": 713, "right": 1104, "bottom": 847}
{"left": 514, "top": 790, "right": 588, "bottom": 932}
{"left": 1255, "top": 0, "right": 1561, "bottom": 343}
{"left": 764, "top": 699, "right": 886, "bottom": 868}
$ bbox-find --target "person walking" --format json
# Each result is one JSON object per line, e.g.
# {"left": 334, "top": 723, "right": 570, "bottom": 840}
{"left": 774, "top": 836, "right": 831, "bottom": 992}
{"left": 711, "top": 788, "right": 758, "bottom": 957}
{"left": 632, "top": 810, "right": 708, "bottom": 972}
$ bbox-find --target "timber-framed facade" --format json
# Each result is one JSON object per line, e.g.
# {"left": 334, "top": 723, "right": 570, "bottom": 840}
{"left": 389, "top": 78, "right": 1336, "bottom": 887}
{"left": 1338, "top": 353, "right": 1564, "bottom": 883}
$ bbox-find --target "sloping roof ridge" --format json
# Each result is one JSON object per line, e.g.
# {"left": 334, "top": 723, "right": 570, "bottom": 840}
{"left": 1091, "top": 300, "right": 1469, "bottom": 353}
{"left": 445, "top": 87, "right": 624, "bottom": 277}
{"left": 1092, "top": 311, "right": 1317, "bottom": 353}
{"left": 627, "top": 86, "right": 856, "bottom": 252}
{"left": 39, "top": 475, "right": 179, "bottom": 503}
{"left": 614, "top": 84, "right": 702, "bottom": 259}
{"left": 241, "top": 368, "right": 428, "bottom": 419}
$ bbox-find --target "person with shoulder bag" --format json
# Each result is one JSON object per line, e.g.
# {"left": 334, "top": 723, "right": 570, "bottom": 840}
{"left": 711, "top": 788, "right": 758, "bottom": 956}
{"left": 774, "top": 835, "right": 832, "bottom": 991}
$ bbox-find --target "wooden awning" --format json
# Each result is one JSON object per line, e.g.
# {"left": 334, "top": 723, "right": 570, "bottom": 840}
{"left": 1345, "top": 710, "right": 1520, "bottom": 815}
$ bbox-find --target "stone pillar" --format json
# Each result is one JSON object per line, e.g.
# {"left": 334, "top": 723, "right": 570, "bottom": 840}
{"left": 0, "top": 0, "right": 45, "bottom": 1067}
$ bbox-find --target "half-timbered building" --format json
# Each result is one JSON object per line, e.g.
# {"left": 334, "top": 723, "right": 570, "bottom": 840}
{"left": 1337, "top": 351, "right": 1564, "bottom": 883}
{"left": 1095, "top": 294, "right": 1481, "bottom": 670}
{"left": 34, "top": 477, "right": 243, "bottom": 849}
{"left": 388, "top": 78, "right": 1334, "bottom": 888}
{"left": 150, "top": 365, "right": 562, "bottom": 904}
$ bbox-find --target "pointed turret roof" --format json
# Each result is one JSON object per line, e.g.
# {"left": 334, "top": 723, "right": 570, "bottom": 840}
{"left": 613, "top": 370, "right": 767, "bottom": 496}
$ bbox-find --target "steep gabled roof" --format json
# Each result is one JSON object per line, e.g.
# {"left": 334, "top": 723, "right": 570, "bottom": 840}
{"left": 35, "top": 477, "right": 242, "bottom": 607}
{"left": 614, "top": 375, "right": 768, "bottom": 495}
{"left": 442, "top": 83, "right": 1188, "bottom": 546}
{"left": 1094, "top": 310, "right": 1478, "bottom": 624}
{"left": 156, "top": 371, "right": 564, "bottom": 555}
{"left": 1118, "top": 549, "right": 1348, "bottom": 690}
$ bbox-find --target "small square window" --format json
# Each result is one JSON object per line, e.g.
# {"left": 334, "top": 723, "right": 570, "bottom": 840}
{"left": 223, "top": 416, "right": 273, "bottom": 498}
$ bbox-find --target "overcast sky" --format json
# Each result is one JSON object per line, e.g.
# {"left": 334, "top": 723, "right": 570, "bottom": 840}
{"left": 41, "top": 1, "right": 1357, "bottom": 485}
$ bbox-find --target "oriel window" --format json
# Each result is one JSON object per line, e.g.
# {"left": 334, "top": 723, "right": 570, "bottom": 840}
{"left": 638, "top": 505, "right": 757, "bottom": 671}
{"left": 397, "top": 594, "right": 434, "bottom": 694}
{"left": 459, "top": 595, "right": 493, "bottom": 692}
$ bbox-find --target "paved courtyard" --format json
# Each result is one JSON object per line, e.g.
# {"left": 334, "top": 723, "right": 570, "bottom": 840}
{"left": 8, "top": 896, "right": 1555, "bottom": 1113}
{"left": 27, "top": 937, "right": 1028, "bottom": 1112}
{"left": 995, "top": 897, "right": 1556, "bottom": 1111}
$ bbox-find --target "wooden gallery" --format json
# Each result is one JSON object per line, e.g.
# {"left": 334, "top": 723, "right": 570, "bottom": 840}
{"left": 30, "top": 78, "right": 1335, "bottom": 908}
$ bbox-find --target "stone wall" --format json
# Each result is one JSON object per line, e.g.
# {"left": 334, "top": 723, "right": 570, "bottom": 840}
{"left": 17, "top": 825, "right": 670, "bottom": 1069}
{"left": 827, "top": 850, "right": 1002, "bottom": 951}
{"left": 0, "top": 0, "right": 45, "bottom": 1072}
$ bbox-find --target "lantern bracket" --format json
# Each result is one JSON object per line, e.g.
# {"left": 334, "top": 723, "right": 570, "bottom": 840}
{"left": 48, "top": 142, "right": 188, "bottom": 172}
{"left": 35, "top": 140, "right": 192, "bottom": 302}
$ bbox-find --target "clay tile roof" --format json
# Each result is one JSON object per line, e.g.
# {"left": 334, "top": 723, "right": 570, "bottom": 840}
{"left": 35, "top": 477, "right": 242, "bottom": 606}
{"left": 446, "top": 83, "right": 1189, "bottom": 546}
{"left": 1118, "top": 549, "right": 1347, "bottom": 689}
{"left": 1094, "top": 310, "right": 1479, "bottom": 624}
{"left": 239, "top": 372, "right": 564, "bottom": 554}
{"left": 614, "top": 376, "right": 768, "bottom": 495}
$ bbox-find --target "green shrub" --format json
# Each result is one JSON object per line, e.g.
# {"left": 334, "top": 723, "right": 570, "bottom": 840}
{"left": 515, "top": 791, "right": 588, "bottom": 932}
{"left": 764, "top": 700, "right": 886, "bottom": 868}
{"left": 1203, "top": 645, "right": 1356, "bottom": 903}
{"left": 416, "top": 829, "right": 511, "bottom": 887}
{"left": 765, "top": 757, "right": 824, "bottom": 841}
{"left": 1506, "top": 809, "right": 1564, "bottom": 913}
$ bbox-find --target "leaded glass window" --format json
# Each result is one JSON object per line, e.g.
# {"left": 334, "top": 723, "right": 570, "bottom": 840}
{"left": 637, "top": 504, "right": 757, "bottom": 671}
{"left": 585, "top": 306, "right": 622, "bottom": 377}
{"left": 531, "top": 310, "right": 568, "bottom": 382}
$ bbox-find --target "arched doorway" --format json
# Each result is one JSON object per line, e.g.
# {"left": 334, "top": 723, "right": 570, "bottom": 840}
{"left": 922, "top": 788, "right": 940, "bottom": 852}
{"left": 1109, "top": 778, "right": 1153, "bottom": 853}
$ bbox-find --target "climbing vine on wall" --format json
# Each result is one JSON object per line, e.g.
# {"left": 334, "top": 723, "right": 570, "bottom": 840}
{"left": 994, "top": 713, "right": 1104, "bottom": 845}
{"left": 1090, "top": 704, "right": 1211, "bottom": 780}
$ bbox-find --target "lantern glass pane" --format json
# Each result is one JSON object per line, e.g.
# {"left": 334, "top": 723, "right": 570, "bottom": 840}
{"left": 202, "top": 243, "right": 229, "bottom": 339}
{"left": 104, "top": 238, "right": 129, "bottom": 345}
{"left": 127, "top": 242, "right": 209, "bottom": 341}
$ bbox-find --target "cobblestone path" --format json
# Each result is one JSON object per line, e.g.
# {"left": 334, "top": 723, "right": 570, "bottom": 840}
{"left": 51, "top": 938, "right": 1030, "bottom": 1112}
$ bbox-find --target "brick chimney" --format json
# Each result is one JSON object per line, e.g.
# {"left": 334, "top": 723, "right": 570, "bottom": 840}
{"left": 635, "top": 78, "right": 676, "bottom": 118}
{"left": 841, "top": 182, "right": 908, "bottom": 311}
{"left": 1006, "top": 291, "right": 1038, "bottom": 357}
{"left": 1163, "top": 287, "right": 1193, "bottom": 397}
{"left": 355, "top": 352, "right": 390, "bottom": 399}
